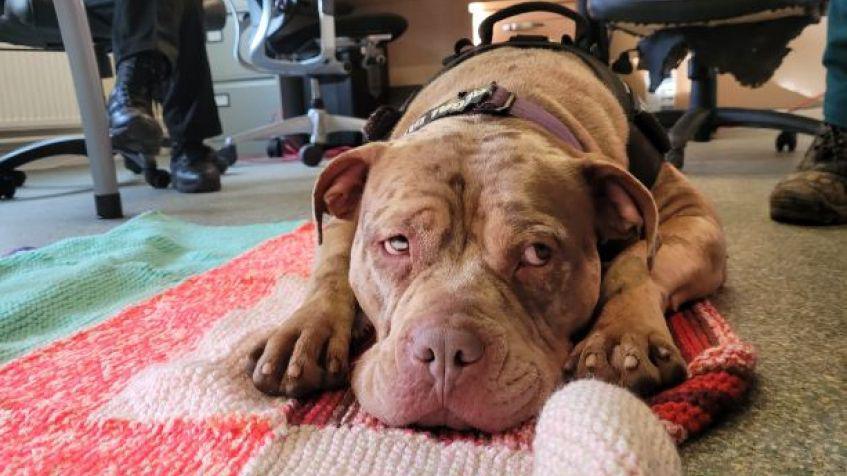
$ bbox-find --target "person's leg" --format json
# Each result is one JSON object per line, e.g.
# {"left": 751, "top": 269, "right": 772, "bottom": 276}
{"left": 824, "top": 0, "right": 847, "bottom": 129}
{"left": 770, "top": 2, "right": 847, "bottom": 225}
{"left": 160, "top": 1, "right": 222, "bottom": 144}
{"left": 160, "top": 0, "right": 225, "bottom": 193}
{"left": 110, "top": 0, "right": 181, "bottom": 68}
{"left": 107, "top": 0, "right": 183, "bottom": 156}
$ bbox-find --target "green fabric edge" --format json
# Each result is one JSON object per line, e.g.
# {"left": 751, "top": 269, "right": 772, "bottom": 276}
{"left": 0, "top": 211, "right": 303, "bottom": 363}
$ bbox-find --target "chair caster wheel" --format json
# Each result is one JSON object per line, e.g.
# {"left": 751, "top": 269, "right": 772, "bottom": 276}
{"left": 11, "top": 170, "right": 26, "bottom": 187}
{"left": 144, "top": 168, "right": 171, "bottom": 189}
{"left": 666, "top": 148, "right": 685, "bottom": 169}
{"left": 122, "top": 152, "right": 171, "bottom": 189}
{"left": 299, "top": 143, "right": 324, "bottom": 167}
{"left": 267, "top": 138, "right": 284, "bottom": 158}
{"left": 776, "top": 131, "right": 797, "bottom": 152}
{"left": 0, "top": 173, "right": 17, "bottom": 199}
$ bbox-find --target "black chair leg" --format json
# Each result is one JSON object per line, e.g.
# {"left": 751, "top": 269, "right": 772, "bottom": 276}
{"left": 0, "top": 134, "right": 174, "bottom": 199}
{"left": 0, "top": 135, "right": 88, "bottom": 170}
{"left": 666, "top": 107, "right": 713, "bottom": 168}
{"left": 713, "top": 108, "right": 823, "bottom": 135}
{"left": 654, "top": 109, "right": 685, "bottom": 130}
{"left": 0, "top": 136, "right": 89, "bottom": 198}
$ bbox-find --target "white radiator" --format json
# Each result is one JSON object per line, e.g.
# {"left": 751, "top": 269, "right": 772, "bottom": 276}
{"left": 0, "top": 48, "right": 88, "bottom": 131}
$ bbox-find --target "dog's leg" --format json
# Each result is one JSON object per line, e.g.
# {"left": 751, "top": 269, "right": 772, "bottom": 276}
{"left": 569, "top": 164, "right": 727, "bottom": 394}
{"left": 249, "top": 218, "right": 358, "bottom": 397}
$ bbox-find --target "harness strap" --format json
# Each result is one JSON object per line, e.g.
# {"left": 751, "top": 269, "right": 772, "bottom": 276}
{"left": 363, "top": 37, "right": 668, "bottom": 189}
{"left": 403, "top": 82, "right": 583, "bottom": 152}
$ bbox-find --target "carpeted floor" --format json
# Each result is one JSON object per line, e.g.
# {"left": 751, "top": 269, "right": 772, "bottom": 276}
{"left": 1, "top": 127, "right": 845, "bottom": 474}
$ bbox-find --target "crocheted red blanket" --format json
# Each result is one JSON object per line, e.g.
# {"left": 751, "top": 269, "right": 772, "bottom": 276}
{"left": 0, "top": 223, "right": 756, "bottom": 474}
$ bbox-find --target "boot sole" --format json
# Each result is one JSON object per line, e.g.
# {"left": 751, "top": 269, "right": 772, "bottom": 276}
{"left": 770, "top": 196, "right": 846, "bottom": 225}
{"left": 111, "top": 118, "right": 163, "bottom": 156}
{"left": 172, "top": 175, "right": 221, "bottom": 194}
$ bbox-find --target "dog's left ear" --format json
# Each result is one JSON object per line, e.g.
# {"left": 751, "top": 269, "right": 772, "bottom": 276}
{"left": 581, "top": 160, "right": 660, "bottom": 268}
{"left": 313, "top": 142, "right": 387, "bottom": 244}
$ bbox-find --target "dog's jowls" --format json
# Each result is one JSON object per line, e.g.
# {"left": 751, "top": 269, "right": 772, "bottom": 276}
{"left": 247, "top": 48, "right": 727, "bottom": 432}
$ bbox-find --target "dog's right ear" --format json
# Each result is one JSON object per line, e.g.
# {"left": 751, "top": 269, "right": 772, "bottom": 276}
{"left": 313, "top": 142, "right": 387, "bottom": 244}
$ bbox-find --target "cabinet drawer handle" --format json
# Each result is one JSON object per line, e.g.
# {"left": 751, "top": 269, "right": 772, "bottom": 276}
{"left": 502, "top": 21, "right": 544, "bottom": 32}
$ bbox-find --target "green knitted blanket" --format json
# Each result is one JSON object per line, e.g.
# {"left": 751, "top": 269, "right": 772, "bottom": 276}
{"left": 0, "top": 212, "right": 301, "bottom": 363}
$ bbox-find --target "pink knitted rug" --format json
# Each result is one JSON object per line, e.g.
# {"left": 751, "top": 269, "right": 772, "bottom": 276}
{"left": 0, "top": 224, "right": 756, "bottom": 474}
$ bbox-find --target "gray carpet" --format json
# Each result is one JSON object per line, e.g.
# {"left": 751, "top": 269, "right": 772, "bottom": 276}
{"left": 1, "top": 129, "right": 845, "bottom": 474}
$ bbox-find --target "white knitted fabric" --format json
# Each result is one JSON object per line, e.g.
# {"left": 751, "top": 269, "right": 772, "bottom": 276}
{"left": 533, "top": 380, "right": 681, "bottom": 476}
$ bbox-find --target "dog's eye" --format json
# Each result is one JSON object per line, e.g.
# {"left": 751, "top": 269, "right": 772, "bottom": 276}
{"left": 521, "top": 243, "right": 552, "bottom": 266}
{"left": 384, "top": 235, "right": 410, "bottom": 255}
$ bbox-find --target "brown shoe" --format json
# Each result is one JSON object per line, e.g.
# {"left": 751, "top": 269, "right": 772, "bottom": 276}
{"left": 770, "top": 124, "right": 847, "bottom": 225}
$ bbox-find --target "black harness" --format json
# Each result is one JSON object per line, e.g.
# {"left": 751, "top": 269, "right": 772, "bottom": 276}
{"left": 363, "top": 5, "right": 669, "bottom": 189}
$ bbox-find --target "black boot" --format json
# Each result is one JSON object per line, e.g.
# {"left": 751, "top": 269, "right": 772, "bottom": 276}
{"left": 108, "top": 52, "right": 168, "bottom": 156}
{"left": 170, "top": 142, "right": 221, "bottom": 193}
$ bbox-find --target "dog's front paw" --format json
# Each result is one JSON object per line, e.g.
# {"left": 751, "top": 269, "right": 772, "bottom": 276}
{"left": 566, "top": 322, "right": 687, "bottom": 396}
{"left": 247, "top": 300, "right": 354, "bottom": 398}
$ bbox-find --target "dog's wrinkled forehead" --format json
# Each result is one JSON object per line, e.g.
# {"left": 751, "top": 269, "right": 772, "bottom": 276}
{"left": 360, "top": 127, "right": 564, "bottom": 242}
{"left": 367, "top": 123, "right": 591, "bottom": 234}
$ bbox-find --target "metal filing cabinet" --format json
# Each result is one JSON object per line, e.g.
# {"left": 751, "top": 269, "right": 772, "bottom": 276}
{"left": 206, "top": 1, "right": 282, "bottom": 157}
{"left": 210, "top": 78, "right": 282, "bottom": 157}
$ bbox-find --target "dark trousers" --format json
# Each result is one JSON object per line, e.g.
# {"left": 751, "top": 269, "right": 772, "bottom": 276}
{"left": 110, "top": 0, "right": 222, "bottom": 142}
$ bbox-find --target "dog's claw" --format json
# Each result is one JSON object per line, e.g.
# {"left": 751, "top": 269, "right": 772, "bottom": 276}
{"left": 656, "top": 347, "right": 671, "bottom": 359}
{"left": 328, "top": 358, "right": 340, "bottom": 374}
{"left": 261, "top": 362, "right": 274, "bottom": 376}
{"left": 624, "top": 355, "right": 639, "bottom": 370}
{"left": 287, "top": 362, "right": 302, "bottom": 379}
{"left": 584, "top": 353, "right": 598, "bottom": 370}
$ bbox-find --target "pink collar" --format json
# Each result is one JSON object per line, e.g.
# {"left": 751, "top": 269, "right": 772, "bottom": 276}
{"left": 404, "top": 82, "right": 583, "bottom": 151}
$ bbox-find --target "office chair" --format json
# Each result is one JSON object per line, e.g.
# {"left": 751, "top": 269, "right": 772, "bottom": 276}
{"left": 580, "top": 0, "right": 827, "bottom": 168}
{"left": 219, "top": 0, "right": 406, "bottom": 166}
{"left": 0, "top": 0, "right": 227, "bottom": 202}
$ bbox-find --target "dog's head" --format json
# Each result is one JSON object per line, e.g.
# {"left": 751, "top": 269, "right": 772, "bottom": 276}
{"left": 314, "top": 118, "right": 658, "bottom": 432}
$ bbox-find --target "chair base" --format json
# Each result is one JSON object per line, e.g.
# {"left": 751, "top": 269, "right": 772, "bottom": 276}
{"left": 662, "top": 107, "right": 823, "bottom": 169}
{"left": 220, "top": 105, "right": 366, "bottom": 167}
{"left": 659, "top": 54, "right": 824, "bottom": 169}
{"left": 0, "top": 135, "right": 173, "bottom": 199}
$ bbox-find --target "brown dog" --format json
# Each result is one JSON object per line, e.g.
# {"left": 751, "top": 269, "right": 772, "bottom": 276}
{"left": 247, "top": 47, "right": 727, "bottom": 432}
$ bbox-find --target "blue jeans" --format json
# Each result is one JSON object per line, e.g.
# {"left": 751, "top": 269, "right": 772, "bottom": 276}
{"left": 825, "top": 0, "right": 847, "bottom": 127}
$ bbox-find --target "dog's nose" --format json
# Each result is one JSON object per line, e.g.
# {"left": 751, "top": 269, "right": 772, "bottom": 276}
{"left": 410, "top": 327, "right": 484, "bottom": 387}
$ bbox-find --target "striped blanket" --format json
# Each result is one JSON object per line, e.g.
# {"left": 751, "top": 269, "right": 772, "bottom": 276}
{"left": 0, "top": 223, "right": 756, "bottom": 475}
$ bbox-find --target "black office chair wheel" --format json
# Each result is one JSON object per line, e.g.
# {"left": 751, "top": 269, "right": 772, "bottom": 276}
{"left": 11, "top": 170, "right": 26, "bottom": 187}
{"left": 267, "top": 138, "right": 284, "bottom": 158}
{"left": 666, "top": 147, "right": 685, "bottom": 169}
{"left": 0, "top": 173, "right": 17, "bottom": 199}
{"left": 776, "top": 131, "right": 798, "bottom": 152}
{"left": 144, "top": 168, "right": 171, "bottom": 189}
{"left": 121, "top": 152, "right": 171, "bottom": 189}
{"left": 299, "top": 143, "right": 324, "bottom": 167}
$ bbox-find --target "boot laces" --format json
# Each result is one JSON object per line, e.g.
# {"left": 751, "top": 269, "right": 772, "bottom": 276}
{"left": 113, "top": 55, "right": 166, "bottom": 109}
{"left": 811, "top": 124, "right": 847, "bottom": 164}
